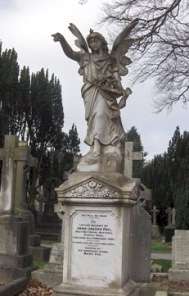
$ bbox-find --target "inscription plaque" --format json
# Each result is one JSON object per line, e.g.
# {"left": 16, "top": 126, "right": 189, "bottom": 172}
{"left": 70, "top": 209, "right": 120, "bottom": 286}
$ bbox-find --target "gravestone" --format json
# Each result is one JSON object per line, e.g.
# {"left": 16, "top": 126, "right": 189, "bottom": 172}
{"left": 13, "top": 141, "right": 51, "bottom": 262}
{"left": 0, "top": 136, "right": 17, "bottom": 214}
{"left": 169, "top": 230, "right": 189, "bottom": 281}
{"left": 0, "top": 135, "right": 50, "bottom": 266}
{"left": 32, "top": 209, "right": 64, "bottom": 287}
{"left": 124, "top": 141, "right": 143, "bottom": 179}
{"left": 32, "top": 242, "right": 64, "bottom": 287}
{"left": 164, "top": 207, "right": 175, "bottom": 243}
{"left": 166, "top": 207, "right": 172, "bottom": 226}
{"left": 0, "top": 135, "right": 32, "bottom": 277}
{"left": 0, "top": 136, "right": 37, "bottom": 217}
{"left": 124, "top": 142, "right": 151, "bottom": 209}
{"left": 151, "top": 206, "right": 161, "bottom": 239}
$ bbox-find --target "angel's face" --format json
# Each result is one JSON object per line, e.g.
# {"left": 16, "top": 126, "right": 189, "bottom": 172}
{"left": 88, "top": 37, "right": 102, "bottom": 53}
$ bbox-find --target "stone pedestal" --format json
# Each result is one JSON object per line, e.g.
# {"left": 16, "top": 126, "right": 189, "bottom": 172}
{"left": 169, "top": 230, "right": 189, "bottom": 281}
{"left": 152, "top": 225, "right": 161, "bottom": 240}
{"left": 0, "top": 215, "right": 32, "bottom": 275}
{"left": 32, "top": 242, "right": 64, "bottom": 287}
{"left": 54, "top": 172, "right": 151, "bottom": 296}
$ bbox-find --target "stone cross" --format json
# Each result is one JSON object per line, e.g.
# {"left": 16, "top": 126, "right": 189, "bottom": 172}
{"left": 166, "top": 207, "right": 172, "bottom": 226}
{"left": 151, "top": 205, "right": 159, "bottom": 225}
{"left": 0, "top": 136, "right": 17, "bottom": 213}
{"left": 124, "top": 141, "right": 143, "bottom": 178}
{"left": 0, "top": 135, "right": 37, "bottom": 214}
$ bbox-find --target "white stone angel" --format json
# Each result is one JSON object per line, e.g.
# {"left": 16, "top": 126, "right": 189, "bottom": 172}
{"left": 52, "top": 20, "right": 138, "bottom": 165}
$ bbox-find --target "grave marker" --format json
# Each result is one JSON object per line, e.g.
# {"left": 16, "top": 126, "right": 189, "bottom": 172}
{"left": 124, "top": 141, "right": 143, "bottom": 178}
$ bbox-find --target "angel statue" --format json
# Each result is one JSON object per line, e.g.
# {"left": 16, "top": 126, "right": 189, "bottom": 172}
{"left": 52, "top": 20, "right": 138, "bottom": 171}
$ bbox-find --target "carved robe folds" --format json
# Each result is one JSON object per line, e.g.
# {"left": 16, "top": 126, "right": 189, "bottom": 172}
{"left": 79, "top": 53, "right": 125, "bottom": 146}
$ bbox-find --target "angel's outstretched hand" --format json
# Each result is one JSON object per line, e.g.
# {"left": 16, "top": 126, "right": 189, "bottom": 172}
{"left": 124, "top": 87, "right": 132, "bottom": 97}
{"left": 118, "top": 88, "right": 132, "bottom": 109}
{"left": 52, "top": 33, "right": 63, "bottom": 42}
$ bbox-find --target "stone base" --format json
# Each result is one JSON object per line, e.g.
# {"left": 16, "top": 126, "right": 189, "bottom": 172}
{"left": 54, "top": 281, "right": 140, "bottom": 296}
{"left": 29, "top": 234, "right": 41, "bottom": 247}
{"left": 0, "top": 253, "right": 32, "bottom": 270}
{"left": 0, "top": 215, "right": 32, "bottom": 275}
{"left": 152, "top": 225, "right": 161, "bottom": 240}
{"left": 29, "top": 245, "right": 51, "bottom": 262}
{"left": 0, "top": 215, "right": 29, "bottom": 255}
{"left": 32, "top": 266, "right": 62, "bottom": 288}
{"left": 0, "top": 273, "right": 28, "bottom": 296}
{"left": 164, "top": 225, "right": 175, "bottom": 243}
{"left": 32, "top": 243, "right": 63, "bottom": 287}
{"left": 77, "top": 146, "right": 123, "bottom": 174}
{"left": 29, "top": 231, "right": 51, "bottom": 262}
{"left": 55, "top": 172, "right": 151, "bottom": 296}
{"left": 169, "top": 268, "right": 189, "bottom": 281}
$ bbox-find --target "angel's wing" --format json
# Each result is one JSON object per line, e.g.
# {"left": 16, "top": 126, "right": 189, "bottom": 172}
{"left": 68, "top": 23, "right": 89, "bottom": 53}
{"left": 111, "top": 19, "right": 138, "bottom": 76}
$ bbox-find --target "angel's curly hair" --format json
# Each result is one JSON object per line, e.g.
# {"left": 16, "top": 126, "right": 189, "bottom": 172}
{"left": 87, "top": 29, "right": 108, "bottom": 53}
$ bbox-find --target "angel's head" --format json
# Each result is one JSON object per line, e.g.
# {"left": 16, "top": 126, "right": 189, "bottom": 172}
{"left": 87, "top": 29, "right": 108, "bottom": 54}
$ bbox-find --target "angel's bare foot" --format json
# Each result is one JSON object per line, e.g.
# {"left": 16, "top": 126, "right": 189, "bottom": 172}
{"left": 93, "top": 139, "right": 101, "bottom": 156}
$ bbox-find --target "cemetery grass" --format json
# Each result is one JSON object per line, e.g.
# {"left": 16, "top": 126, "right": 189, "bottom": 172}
{"left": 33, "top": 259, "right": 47, "bottom": 270}
{"left": 151, "top": 240, "right": 171, "bottom": 253}
{"left": 152, "top": 259, "right": 172, "bottom": 272}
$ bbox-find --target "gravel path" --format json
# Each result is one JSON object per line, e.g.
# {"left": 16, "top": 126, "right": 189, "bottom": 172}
{"left": 151, "top": 253, "right": 172, "bottom": 260}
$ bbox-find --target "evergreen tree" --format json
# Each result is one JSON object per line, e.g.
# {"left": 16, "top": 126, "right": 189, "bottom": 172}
{"left": 28, "top": 69, "right": 64, "bottom": 158}
{"left": 142, "top": 153, "right": 172, "bottom": 209}
{"left": 142, "top": 126, "right": 189, "bottom": 229}
{"left": 167, "top": 126, "right": 181, "bottom": 195}
{"left": 126, "top": 126, "right": 144, "bottom": 178}
{"left": 171, "top": 131, "right": 189, "bottom": 229}
{"left": 127, "top": 126, "right": 143, "bottom": 151}
{"left": 17, "top": 66, "right": 31, "bottom": 140}
{"left": 0, "top": 43, "right": 19, "bottom": 138}
{"left": 0, "top": 44, "right": 64, "bottom": 209}
{"left": 0, "top": 43, "right": 81, "bottom": 212}
{"left": 175, "top": 185, "right": 189, "bottom": 230}
{"left": 68, "top": 124, "right": 80, "bottom": 155}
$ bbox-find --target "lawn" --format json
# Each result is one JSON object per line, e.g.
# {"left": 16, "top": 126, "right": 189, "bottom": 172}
{"left": 33, "top": 259, "right": 47, "bottom": 270}
{"left": 151, "top": 240, "right": 171, "bottom": 253}
{"left": 152, "top": 259, "right": 172, "bottom": 272}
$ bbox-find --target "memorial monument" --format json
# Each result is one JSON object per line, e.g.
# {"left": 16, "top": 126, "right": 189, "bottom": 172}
{"left": 151, "top": 205, "right": 161, "bottom": 240}
{"left": 0, "top": 136, "right": 33, "bottom": 278}
{"left": 52, "top": 21, "right": 151, "bottom": 296}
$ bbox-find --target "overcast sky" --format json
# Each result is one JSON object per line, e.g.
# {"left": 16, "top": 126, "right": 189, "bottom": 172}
{"left": 0, "top": 0, "right": 188, "bottom": 159}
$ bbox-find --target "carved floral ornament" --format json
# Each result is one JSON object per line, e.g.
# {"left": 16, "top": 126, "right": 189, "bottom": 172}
{"left": 63, "top": 180, "right": 120, "bottom": 199}
{"left": 132, "top": 185, "right": 140, "bottom": 200}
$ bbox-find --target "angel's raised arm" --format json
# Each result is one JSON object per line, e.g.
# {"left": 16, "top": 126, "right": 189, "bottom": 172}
{"left": 52, "top": 32, "right": 81, "bottom": 62}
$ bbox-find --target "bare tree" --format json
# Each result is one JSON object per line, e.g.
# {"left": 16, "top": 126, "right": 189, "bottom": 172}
{"left": 103, "top": 0, "right": 189, "bottom": 111}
